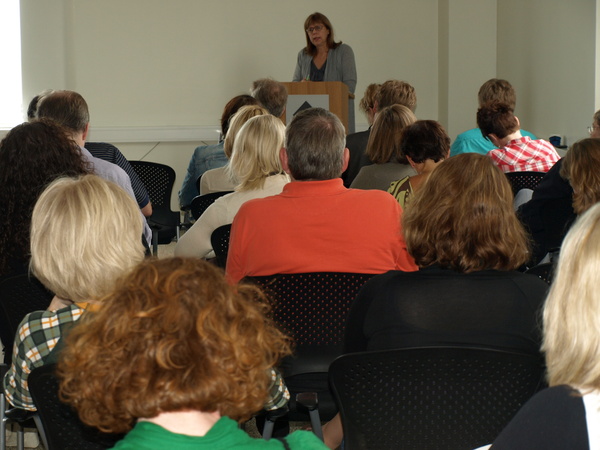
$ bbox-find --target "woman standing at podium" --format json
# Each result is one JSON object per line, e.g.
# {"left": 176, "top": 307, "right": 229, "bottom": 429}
{"left": 293, "top": 12, "right": 357, "bottom": 132}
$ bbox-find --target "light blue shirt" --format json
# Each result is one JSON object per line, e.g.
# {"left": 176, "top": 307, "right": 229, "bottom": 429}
{"left": 450, "top": 128, "right": 537, "bottom": 157}
{"left": 178, "top": 142, "right": 228, "bottom": 207}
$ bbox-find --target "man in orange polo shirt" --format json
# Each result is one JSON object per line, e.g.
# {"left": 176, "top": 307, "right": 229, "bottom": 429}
{"left": 226, "top": 107, "right": 416, "bottom": 284}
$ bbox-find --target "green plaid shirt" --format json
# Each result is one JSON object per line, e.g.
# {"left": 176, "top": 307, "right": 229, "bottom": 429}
{"left": 3, "top": 304, "right": 86, "bottom": 411}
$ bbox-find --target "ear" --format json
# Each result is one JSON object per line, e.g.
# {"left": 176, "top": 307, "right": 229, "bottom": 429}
{"left": 487, "top": 133, "right": 500, "bottom": 147}
{"left": 341, "top": 147, "right": 350, "bottom": 173}
{"left": 406, "top": 155, "right": 416, "bottom": 168}
{"left": 81, "top": 123, "right": 90, "bottom": 142}
{"left": 515, "top": 116, "right": 521, "bottom": 129}
{"left": 280, "top": 147, "right": 291, "bottom": 174}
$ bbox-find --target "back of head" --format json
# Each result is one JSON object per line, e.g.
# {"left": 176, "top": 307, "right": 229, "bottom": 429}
{"left": 366, "top": 104, "right": 416, "bottom": 164}
{"left": 30, "top": 175, "right": 145, "bottom": 302}
{"left": 58, "top": 257, "right": 292, "bottom": 433}
{"left": 0, "top": 119, "right": 91, "bottom": 274}
{"left": 359, "top": 83, "right": 381, "bottom": 124}
{"left": 403, "top": 153, "right": 529, "bottom": 272}
{"left": 223, "top": 104, "right": 269, "bottom": 158}
{"left": 220, "top": 95, "right": 260, "bottom": 138}
{"left": 285, "top": 107, "right": 346, "bottom": 180}
{"left": 229, "top": 115, "right": 285, "bottom": 191}
{"left": 377, "top": 80, "right": 417, "bottom": 111}
{"left": 560, "top": 138, "right": 600, "bottom": 214}
{"left": 478, "top": 79, "right": 516, "bottom": 109}
{"left": 400, "top": 120, "right": 450, "bottom": 164}
{"left": 27, "top": 89, "right": 54, "bottom": 121}
{"left": 476, "top": 101, "right": 519, "bottom": 139}
{"left": 543, "top": 203, "right": 600, "bottom": 389}
{"left": 36, "top": 90, "right": 90, "bottom": 134}
{"left": 251, "top": 78, "right": 288, "bottom": 118}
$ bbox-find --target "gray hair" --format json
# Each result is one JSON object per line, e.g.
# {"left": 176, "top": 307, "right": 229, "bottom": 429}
{"left": 285, "top": 108, "right": 346, "bottom": 180}
{"left": 251, "top": 78, "right": 288, "bottom": 118}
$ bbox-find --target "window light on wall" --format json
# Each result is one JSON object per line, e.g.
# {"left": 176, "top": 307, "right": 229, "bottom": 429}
{"left": 0, "top": 0, "right": 23, "bottom": 128}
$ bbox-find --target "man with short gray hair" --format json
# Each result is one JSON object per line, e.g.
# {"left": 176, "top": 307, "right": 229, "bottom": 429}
{"left": 226, "top": 107, "right": 416, "bottom": 284}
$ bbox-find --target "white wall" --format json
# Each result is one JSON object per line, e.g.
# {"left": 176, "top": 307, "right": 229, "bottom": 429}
{"left": 497, "top": 0, "right": 596, "bottom": 147}
{"left": 12, "top": 0, "right": 599, "bottom": 207}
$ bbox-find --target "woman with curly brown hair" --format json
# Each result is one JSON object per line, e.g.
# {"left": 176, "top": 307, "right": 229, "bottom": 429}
{"left": 345, "top": 153, "right": 548, "bottom": 355}
{"left": 0, "top": 119, "right": 91, "bottom": 275}
{"left": 58, "top": 257, "right": 326, "bottom": 450}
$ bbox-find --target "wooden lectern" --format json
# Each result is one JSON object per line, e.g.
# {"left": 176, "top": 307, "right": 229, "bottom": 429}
{"left": 282, "top": 81, "right": 353, "bottom": 134}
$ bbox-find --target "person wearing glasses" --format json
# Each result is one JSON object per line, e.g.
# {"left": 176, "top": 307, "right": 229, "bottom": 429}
{"left": 292, "top": 12, "right": 357, "bottom": 132}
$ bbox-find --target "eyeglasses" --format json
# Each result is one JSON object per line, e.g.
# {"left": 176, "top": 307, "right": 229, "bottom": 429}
{"left": 306, "top": 25, "right": 324, "bottom": 33}
{"left": 588, "top": 124, "right": 600, "bottom": 134}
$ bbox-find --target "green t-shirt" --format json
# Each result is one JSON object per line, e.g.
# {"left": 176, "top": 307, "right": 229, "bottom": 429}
{"left": 111, "top": 416, "right": 327, "bottom": 449}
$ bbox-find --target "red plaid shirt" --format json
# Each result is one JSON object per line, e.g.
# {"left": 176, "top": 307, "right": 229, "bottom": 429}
{"left": 489, "top": 136, "right": 560, "bottom": 173}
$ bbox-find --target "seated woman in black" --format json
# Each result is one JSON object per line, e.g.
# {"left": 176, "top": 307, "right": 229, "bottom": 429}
{"left": 344, "top": 153, "right": 548, "bottom": 355}
{"left": 322, "top": 153, "right": 549, "bottom": 449}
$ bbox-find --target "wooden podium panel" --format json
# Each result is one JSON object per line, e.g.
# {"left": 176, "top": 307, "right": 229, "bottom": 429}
{"left": 282, "top": 81, "right": 350, "bottom": 134}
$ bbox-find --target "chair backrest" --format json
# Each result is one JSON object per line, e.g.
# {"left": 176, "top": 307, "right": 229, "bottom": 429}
{"left": 0, "top": 272, "right": 54, "bottom": 365}
{"left": 210, "top": 224, "right": 232, "bottom": 269}
{"left": 28, "top": 363, "right": 124, "bottom": 450}
{"left": 190, "top": 191, "right": 233, "bottom": 220}
{"left": 245, "top": 272, "right": 374, "bottom": 349}
{"left": 329, "top": 346, "right": 546, "bottom": 450}
{"left": 130, "top": 161, "right": 179, "bottom": 245}
{"left": 505, "top": 171, "right": 547, "bottom": 196}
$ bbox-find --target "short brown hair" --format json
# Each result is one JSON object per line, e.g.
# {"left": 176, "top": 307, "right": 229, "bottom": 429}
{"left": 251, "top": 78, "right": 288, "bottom": 118}
{"left": 37, "top": 90, "right": 90, "bottom": 134}
{"left": 476, "top": 102, "right": 519, "bottom": 139}
{"left": 220, "top": 95, "right": 259, "bottom": 138}
{"left": 560, "top": 138, "right": 600, "bottom": 214}
{"left": 303, "top": 12, "right": 341, "bottom": 56}
{"left": 366, "top": 105, "right": 416, "bottom": 164}
{"left": 58, "top": 257, "right": 292, "bottom": 433}
{"left": 403, "top": 153, "right": 529, "bottom": 272}
{"left": 400, "top": 120, "right": 450, "bottom": 164}
{"left": 377, "top": 80, "right": 417, "bottom": 111}
{"left": 478, "top": 79, "right": 517, "bottom": 109}
{"left": 359, "top": 83, "right": 380, "bottom": 117}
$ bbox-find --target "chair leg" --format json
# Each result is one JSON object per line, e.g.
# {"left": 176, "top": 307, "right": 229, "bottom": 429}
{"left": 33, "top": 415, "right": 48, "bottom": 450}
{"left": 296, "top": 393, "right": 323, "bottom": 441}
{"left": 1, "top": 393, "right": 6, "bottom": 450}
{"left": 152, "top": 230, "right": 159, "bottom": 256}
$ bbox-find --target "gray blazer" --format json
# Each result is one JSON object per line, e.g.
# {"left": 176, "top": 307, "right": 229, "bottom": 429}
{"left": 292, "top": 43, "right": 357, "bottom": 132}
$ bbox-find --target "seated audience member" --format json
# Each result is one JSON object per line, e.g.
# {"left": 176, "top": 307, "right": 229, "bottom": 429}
{"left": 518, "top": 111, "right": 600, "bottom": 265}
{"left": 346, "top": 154, "right": 547, "bottom": 354}
{"left": 175, "top": 115, "right": 289, "bottom": 259}
{"left": 179, "top": 95, "right": 259, "bottom": 208}
{"left": 27, "top": 92, "right": 152, "bottom": 217}
{"left": 226, "top": 107, "right": 416, "bottom": 284}
{"left": 251, "top": 78, "right": 288, "bottom": 118}
{"left": 341, "top": 83, "right": 380, "bottom": 187}
{"left": 3, "top": 175, "right": 146, "bottom": 411}
{"left": 36, "top": 90, "right": 152, "bottom": 245}
{"left": 200, "top": 105, "right": 269, "bottom": 195}
{"left": 350, "top": 104, "right": 416, "bottom": 191}
{"left": 451, "top": 79, "right": 537, "bottom": 156}
{"left": 323, "top": 153, "right": 548, "bottom": 449}
{"left": 0, "top": 120, "right": 91, "bottom": 276}
{"left": 388, "top": 120, "right": 450, "bottom": 207}
{"left": 491, "top": 203, "right": 600, "bottom": 449}
{"left": 58, "top": 257, "right": 326, "bottom": 449}
{"left": 342, "top": 80, "right": 417, "bottom": 187}
{"left": 476, "top": 102, "right": 559, "bottom": 173}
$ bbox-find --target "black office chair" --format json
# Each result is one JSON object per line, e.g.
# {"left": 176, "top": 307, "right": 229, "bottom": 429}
{"left": 210, "top": 224, "right": 232, "bottom": 269}
{"left": 189, "top": 191, "right": 233, "bottom": 220}
{"left": 129, "top": 161, "right": 180, "bottom": 255}
{"left": 28, "top": 363, "right": 124, "bottom": 450}
{"left": 0, "top": 272, "right": 54, "bottom": 365}
{"left": 329, "top": 346, "right": 546, "bottom": 450}
{"left": 505, "top": 171, "right": 547, "bottom": 197}
{"left": 244, "top": 272, "right": 375, "bottom": 437}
